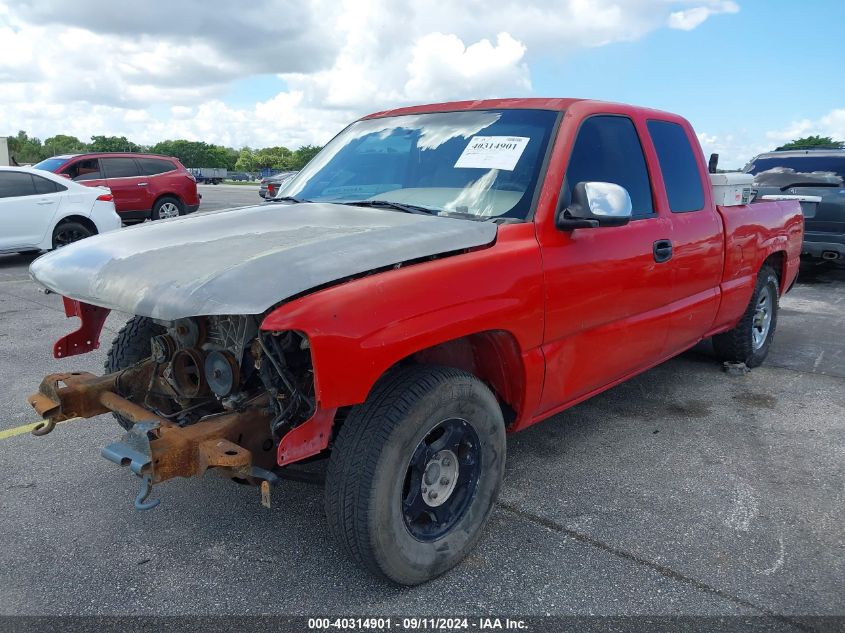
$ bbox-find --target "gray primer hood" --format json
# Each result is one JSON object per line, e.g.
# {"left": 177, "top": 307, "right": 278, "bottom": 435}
{"left": 30, "top": 203, "right": 497, "bottom": 320}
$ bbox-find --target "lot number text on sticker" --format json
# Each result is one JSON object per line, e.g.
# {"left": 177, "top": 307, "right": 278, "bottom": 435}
{"left": 454, "top": 136, "right": 530, "bottom": 171}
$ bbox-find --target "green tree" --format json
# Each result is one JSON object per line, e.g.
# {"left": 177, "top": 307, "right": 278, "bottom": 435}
{"left": 43, "top": 134, "right": 88, "bottom": 156}
{"left": 89, "top": 135, "right": 142, "bottom": 153}
{"left": 776, "top": 135, "right": 844, "bottom": 150}
{"left": 234, "top": 148, "right": 256, "bottom": 172}
{"left": 148, "top": 140, "right": 233, "bottom": 168}
{"left": 291, "top": 144, "right": 322, "bottom": 170}
{"left": 6, "top": 130, "right": 47, "bottom": 164}
{"left": 253, "top": 146, "right": 294, "bottom": 170}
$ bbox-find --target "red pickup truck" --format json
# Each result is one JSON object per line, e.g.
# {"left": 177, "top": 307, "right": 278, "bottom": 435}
{"left": 27, "top": 98, "right": 802, "bottom": 585}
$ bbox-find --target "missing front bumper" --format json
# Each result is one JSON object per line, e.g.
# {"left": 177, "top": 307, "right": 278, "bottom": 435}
{"left": 28, "top": 367, "right": 277, "bottom": 507}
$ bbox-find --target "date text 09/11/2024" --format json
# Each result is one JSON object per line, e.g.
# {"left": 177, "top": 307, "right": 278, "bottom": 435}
{"left": 307, "top": 617, "right": 528, "bottom": 630}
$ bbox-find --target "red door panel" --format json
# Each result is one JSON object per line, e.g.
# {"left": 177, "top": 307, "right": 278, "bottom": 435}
{"left": 537, "top": 218, "right": 673, "bottom": 413}
{"left": 102, "top": 157, "right": 145, "bottom": 213}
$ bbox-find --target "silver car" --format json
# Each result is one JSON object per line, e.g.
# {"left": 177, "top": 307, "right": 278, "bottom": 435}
{"left": 259, "top": 171, "right": 298, "bottom": 199}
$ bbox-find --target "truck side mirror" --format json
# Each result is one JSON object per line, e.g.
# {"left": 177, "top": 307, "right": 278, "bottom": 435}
{"left": 556, "top": 181, "right": 633, "bottom": 230}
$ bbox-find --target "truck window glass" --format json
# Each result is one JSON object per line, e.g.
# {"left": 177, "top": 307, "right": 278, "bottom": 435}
{"left": 283, "top": 109, "right": 558, "bottom": 220}
{"left": 564, "top": 116, "right": 654, "bottom": 218}
{"left": 0, "top": 172, "right": 38, "bottom": 198}
{"left": 102, "top": 157, "right": 141, "bottom": 179}
{"left": 647, "top": 120, "right": 705, "bottom": 213}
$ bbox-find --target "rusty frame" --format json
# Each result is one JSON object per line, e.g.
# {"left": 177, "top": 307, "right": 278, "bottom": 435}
{"left": 28, "top": 366, "right": 276, "bottom": 485}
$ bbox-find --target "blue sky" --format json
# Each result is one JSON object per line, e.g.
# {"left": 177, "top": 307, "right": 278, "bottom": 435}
{"left": 533, "top": 0, "right": 845, "bottom": 166}
{"left": 1, "top": 0, "right": 843, "bottom": 167}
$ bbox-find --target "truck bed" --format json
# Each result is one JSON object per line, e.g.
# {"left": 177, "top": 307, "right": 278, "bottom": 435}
{"left": 711, "top": 198, "right": 803, "bottom": 334}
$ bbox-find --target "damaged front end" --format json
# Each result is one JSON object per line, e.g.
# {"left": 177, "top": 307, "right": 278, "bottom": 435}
{"left": 29, "top": 300, "right": 330, "bottom": 509}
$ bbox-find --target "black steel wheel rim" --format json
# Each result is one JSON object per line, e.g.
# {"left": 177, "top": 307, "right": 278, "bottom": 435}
{"left": 54, "top": 228, "right": 88, "bottom": 247}
{"left": 401, "top": 417, "right": 482, "bottom": 541}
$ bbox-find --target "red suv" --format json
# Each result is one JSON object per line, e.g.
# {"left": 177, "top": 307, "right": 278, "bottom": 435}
{"left": 34, "top": 153, "right": 201, "bottom": 222}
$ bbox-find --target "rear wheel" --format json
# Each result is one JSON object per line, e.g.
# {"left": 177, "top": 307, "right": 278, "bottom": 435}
{"left": 104, "top": 316, "right": 167, "bottom": 430}
{"left": 713, "top": 264, "right": 780, "bottom": 368}
{"left": 52, "top": 221, "right": 93, "bottom": 249}
{"left": 325, "top": 365, "right": 506, "bottom": 585}
{"left": 151, "top": 196, "right": 183, "bottom": 220}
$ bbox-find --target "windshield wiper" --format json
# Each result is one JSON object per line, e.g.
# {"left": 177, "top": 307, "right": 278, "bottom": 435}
{"left": 339, "top": 200, "right": 435, "bottom": 215}
{"left": 269, "top": 195, "right": 309, "bottom": 203}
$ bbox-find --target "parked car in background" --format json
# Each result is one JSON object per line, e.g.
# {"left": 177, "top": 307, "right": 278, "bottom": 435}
{"left": 259, "top": 171, "right": 297, "bottom": 198}
{"left": 33, "top": 153, "right": 200, "bottom": 223}
{"left": 0, "top": 166, "right": 120, "bottom": 253}
{"left": 745, "top": 149, "right": 845, "bottom": 262}
{"left": 189, "top": 167, "right": 227, "bottom": 185}
{"left": 228, "top": 172, "right": 253, "bottom": 182}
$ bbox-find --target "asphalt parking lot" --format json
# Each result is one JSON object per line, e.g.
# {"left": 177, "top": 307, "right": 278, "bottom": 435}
{"left": 196, "top": 182, "right": 262, "bottom": 212}
{"left": 0, "top": 186, "right": 842, "bottom": 623}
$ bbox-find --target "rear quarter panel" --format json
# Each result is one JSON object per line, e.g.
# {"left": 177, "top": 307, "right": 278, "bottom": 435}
{"left": 710, "top": 199, "right": 803, "bottom": 333}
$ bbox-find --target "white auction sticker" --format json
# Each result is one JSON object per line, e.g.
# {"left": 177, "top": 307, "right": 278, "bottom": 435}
{"left": 454, "top": 136, "right": 530, "bottom": 171}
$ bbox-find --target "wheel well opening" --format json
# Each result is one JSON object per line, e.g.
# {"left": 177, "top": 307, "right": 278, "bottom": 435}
{"left": 155, "top": 194, "right": 182, "bottom": 207}
{"left": 399, "top": 331, "right": 526, "bottom": 428}
{"left": 763, "top": 251, "right": 786, "bottom": 292}
{"left": 55, "top": 215, "right": 98, "bottom": 235}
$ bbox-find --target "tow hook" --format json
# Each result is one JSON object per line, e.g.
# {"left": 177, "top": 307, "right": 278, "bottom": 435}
{"left": 31, "top": 419, "right": 57, "bottom": 436}
{"left": 101, "top": 420, "right": 161, "bottom": 510}
{"left": 134, "top": 474, "right": 160, "bottom": 511}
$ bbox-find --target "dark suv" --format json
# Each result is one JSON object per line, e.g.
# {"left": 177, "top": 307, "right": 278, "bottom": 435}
{"left": 745, "top": 149, "right": 845, "bottom": 262}
{"left": 34, "top": 153, "right": 201, "bottom": 223}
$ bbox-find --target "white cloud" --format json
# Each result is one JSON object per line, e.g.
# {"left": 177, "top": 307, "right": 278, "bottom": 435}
{"left": 668, "top": 1, "right": 739, "bottom": 31}
{"left": 765, "top": 108, "right": 845, "bottom": 146}
{"left": 696, "top": 131, "right": 768, "bottom": 169}
{"left": 404, "top": 33, "right": 530, "bottom": 102}
{"left": 0, "top": 0, "right": 745, "bottom": 149}
{"left": 696, "top": 107, "right": 845, "bottom": 169}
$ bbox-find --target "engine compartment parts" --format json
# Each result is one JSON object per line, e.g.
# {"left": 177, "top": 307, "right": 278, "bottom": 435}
{"left": 28, "top": 316, "right": 319, "bottom": 509}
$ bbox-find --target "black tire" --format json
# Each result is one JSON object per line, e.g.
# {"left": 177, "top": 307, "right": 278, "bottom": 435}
{"left": 325, "top": 365, "right": 506, "bottom": 585}
{"left": 151, "top": 196, "right": 183, "bottom": 220}
{"left": 52, "top": 221, "right": 93, "bottom": 249}
{"left": 104, "top": 316, "right": 166, "bottom": 430}
{"left": 713, "top": 264, "right": 779, "bottom": 368}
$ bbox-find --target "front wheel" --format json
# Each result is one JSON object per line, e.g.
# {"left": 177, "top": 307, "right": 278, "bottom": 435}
{"left": 325, "top": 365, "right": 506, "bottom": 585}
{"left": 104, "top": 316, "right": 167, "bottom": 429}
{"left": 713, "top": 264, "right": 780, "bottom": 368}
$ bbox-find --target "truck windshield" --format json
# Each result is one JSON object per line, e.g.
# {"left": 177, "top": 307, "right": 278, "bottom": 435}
{"left": 33, "top": 157, "right": 71, "bottom": 172}
{"left": 746, "top": 155, "right": 845, "bottom": 186}
{"left": 283, "top": 109, "right": 559, "bottom": 220}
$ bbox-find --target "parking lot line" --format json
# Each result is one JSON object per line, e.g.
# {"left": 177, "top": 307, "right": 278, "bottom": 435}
{"left": 0, "top": 418, "right": 80, "bottom": 441}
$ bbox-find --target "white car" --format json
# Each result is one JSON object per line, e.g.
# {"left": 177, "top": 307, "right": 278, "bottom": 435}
{"left": 0, "top": 166, "right": 121, "bottom": 254}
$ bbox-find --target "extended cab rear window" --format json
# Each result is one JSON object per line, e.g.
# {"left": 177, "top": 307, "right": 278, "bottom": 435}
{"left": 647, "top": 120, "right": 705, "bottom": 213}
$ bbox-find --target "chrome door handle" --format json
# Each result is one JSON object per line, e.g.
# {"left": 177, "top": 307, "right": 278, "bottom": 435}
{"left": 137, "top": 182, "right": 148, "bottom": 186}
